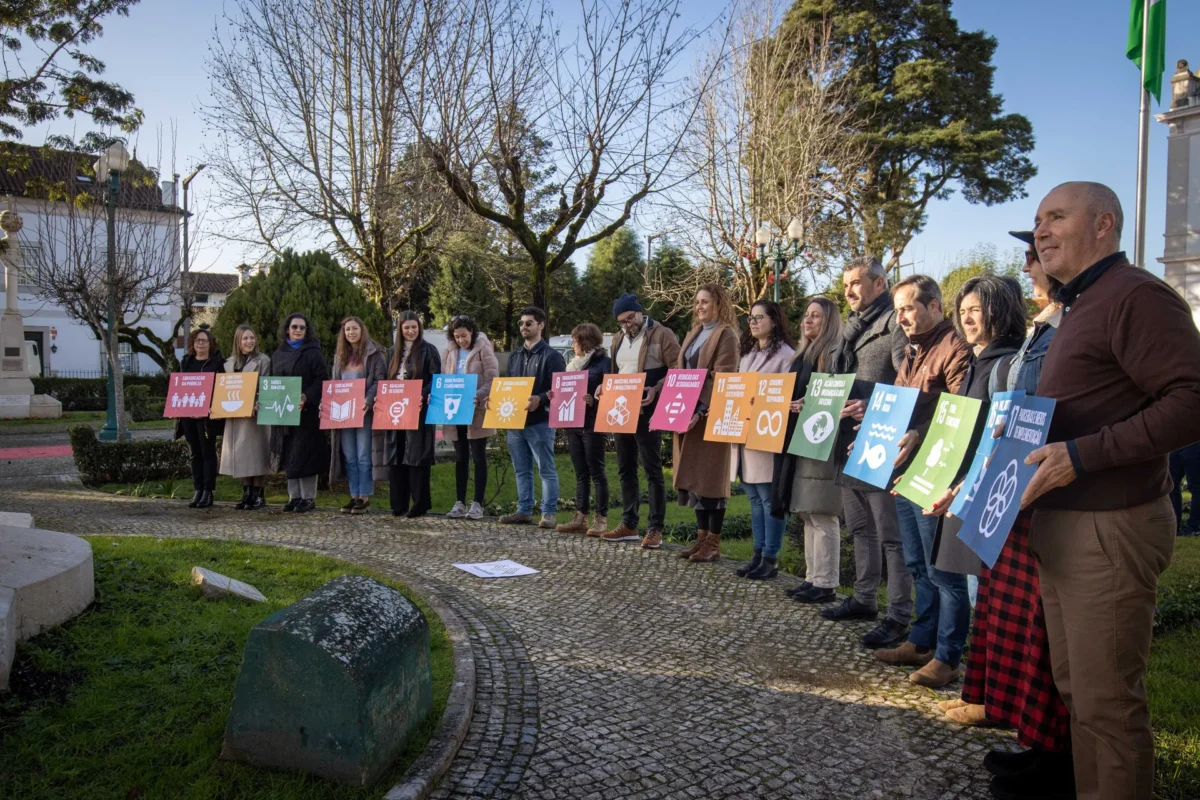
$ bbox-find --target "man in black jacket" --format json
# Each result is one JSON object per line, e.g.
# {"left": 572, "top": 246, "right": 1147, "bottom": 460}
{"left": 820, "top": 256, "right": 914, "bottom": 650}
{"left": 499, "top": 306, "right": 567, "bottom": 528}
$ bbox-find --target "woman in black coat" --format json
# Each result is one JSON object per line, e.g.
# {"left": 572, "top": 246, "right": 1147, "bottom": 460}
{"left": 270, "top": 313, "right": 329, "bottom": 513}
{"left": 554, "top": 322, "right": 612, "bottom": 535}
{"left": 178, "top": 328, "right": 224, "bottom": 509}
{"left": 386, "top": 311, "right": 441, "bottom": 517}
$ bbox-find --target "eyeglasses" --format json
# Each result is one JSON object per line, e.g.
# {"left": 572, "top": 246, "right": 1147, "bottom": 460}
{"left": 747, "top": 314, "right": 767, "bottom": 323}
{"left": 289, "top": 324, "right": 307, "bottom": 331}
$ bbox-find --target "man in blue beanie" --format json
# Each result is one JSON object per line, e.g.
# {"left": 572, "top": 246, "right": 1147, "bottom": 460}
{"left": 597, "top": 293, "right": 681, "bottom": 549}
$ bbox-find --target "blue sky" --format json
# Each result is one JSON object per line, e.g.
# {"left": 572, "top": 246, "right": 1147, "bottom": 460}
{"left": 23, "top": 0, "right": 1200, "bottom": 280}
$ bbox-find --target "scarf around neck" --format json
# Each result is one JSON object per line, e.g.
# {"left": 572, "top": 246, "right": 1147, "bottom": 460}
{"left": 835, "top": 292, "right": 891, "bottom": 371}
{"left": 567, "top": 349, "right": 600, "bottom": 372}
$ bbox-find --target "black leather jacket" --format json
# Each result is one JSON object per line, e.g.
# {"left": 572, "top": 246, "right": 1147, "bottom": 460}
{"left": 507, "top": 338, "right": 567, "bottom": 427}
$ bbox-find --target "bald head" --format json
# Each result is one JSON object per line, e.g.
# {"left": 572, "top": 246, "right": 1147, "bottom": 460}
{"left": 1034, "top": 182, "right": 1124, "bottom": 284}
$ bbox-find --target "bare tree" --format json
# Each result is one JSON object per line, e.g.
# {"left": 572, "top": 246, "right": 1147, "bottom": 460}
{"left": 405, "top": 0, "right": 724, "bottom": 314}
{"left": 646, "top": 2, "right": 863, "bottom": 313}
{"left": 204, "top": 0, "right": 444, "bottom": 314}
{"left": 15, "top": 145, "right": 180, "bottom": 440}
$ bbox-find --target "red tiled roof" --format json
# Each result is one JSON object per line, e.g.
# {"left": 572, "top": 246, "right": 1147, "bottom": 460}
{"left": 0, "top": 142, "right": 180, "bottom": 213}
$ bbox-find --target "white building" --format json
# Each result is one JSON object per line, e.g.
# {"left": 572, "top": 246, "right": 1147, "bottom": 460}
{"left": 1158, "top": 59, "right": 1200, "bottom": 326}
{"left": 0, "top": 145, "right": 184, "bottom": 377}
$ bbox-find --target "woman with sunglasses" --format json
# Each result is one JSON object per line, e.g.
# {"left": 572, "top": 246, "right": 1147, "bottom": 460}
{"left": 269, "top": 313, "right": 329, "bottom": 513}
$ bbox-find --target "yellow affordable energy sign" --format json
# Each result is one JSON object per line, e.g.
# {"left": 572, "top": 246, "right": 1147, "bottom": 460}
{"left": 483, "top": 377, "right": 536, "bottom": 429}
{"left": 210, "top": 372, "right": 258, "bottom": 419}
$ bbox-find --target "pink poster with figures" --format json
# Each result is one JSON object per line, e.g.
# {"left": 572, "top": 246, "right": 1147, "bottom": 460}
{"left": 549, "top": 371, "right": 587, "bottom": 429}
{"left": 649, "top": 369, "right": 706, "bottom": 433}
{"left": 164, "top": 372, "right": 215, "bottom": 418}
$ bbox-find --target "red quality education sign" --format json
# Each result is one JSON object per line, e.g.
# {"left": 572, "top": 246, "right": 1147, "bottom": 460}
{"left": 164, "top": 372, "right": 215, "bottom": 418}
{"left": 649, "top": 369, "right": 706, "bottom": 433}
{"left": 372, "top": 380, "right": 421, "bottom": 430}
{"left": 319, "top": 379, "right": 366, "bottom": 430}
{"left": 549, "top": 371, "right": 587, "bottom": 429}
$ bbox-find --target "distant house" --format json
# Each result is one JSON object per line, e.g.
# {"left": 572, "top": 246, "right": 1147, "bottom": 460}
{"left": 0, "top": 144, "right": 183, "bottom": 377}
{"left": 184, "top": 271, "right": 242, "bottom": 332}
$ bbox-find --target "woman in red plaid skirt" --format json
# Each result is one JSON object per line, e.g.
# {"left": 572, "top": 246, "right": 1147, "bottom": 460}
{"left": 939, "top": 234, "right": 1074, "bottom": 800}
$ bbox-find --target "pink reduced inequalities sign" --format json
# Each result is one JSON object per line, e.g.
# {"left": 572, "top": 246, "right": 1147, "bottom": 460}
{"left": 649, "top": 369, "right": 706, "bottom": 433}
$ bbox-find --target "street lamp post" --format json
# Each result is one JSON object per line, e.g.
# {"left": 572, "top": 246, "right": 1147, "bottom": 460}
{"left": 755, "top": 218, "right": 804, "bottom": 303}
{"left": 94, "top": 142, "right": 130, "bottom": 442}
{"left": 646, "top": 232, "right": 666, "bottom": 266}
{"left": 180, "top": 164, "right": 206, "bottom": 341}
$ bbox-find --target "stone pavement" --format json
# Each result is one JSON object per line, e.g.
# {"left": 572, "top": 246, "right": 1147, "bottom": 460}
{"left": 0, "top": 464, "right": 1014, "bottom": 799}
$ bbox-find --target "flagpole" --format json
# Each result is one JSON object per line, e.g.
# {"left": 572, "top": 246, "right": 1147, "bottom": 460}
{"left": 1133, "top": 0, "right": 1152, "bottom": 268}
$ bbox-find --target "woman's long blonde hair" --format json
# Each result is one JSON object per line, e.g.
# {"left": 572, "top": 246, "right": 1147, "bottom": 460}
{"left": 334, "top": 316, "right": 371, "bottom": 372}
{"left": 693, "top": 283, "right": 739, "bottom": 331}
{"left": 797, "top": 297, "right": 842, "bottom": 373}
{"left": 231, "top": 324, "right": 261, "bottom": 370}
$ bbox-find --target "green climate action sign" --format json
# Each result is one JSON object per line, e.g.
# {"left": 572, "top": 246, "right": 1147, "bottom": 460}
{"left": 257, "top": 376, "right": 302, "bottom": 426}
{"left": 894, "top": 393, "right": 983, "bottom": 511}
{"left": 786, "top": 372, "right": 855, "bottom": 462}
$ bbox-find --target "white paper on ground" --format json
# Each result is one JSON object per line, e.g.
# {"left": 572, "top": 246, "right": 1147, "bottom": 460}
{"left": 452, "top": 560, "right": 539, "bottom": 579}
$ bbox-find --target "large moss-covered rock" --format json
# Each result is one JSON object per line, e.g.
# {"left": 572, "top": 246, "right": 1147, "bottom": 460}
{"left": 220, "top": 575, "right": 432, "bottom": 786}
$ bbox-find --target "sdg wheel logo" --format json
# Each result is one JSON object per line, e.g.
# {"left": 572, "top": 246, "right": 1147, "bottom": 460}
{"left": 980, "top": 460, "right": 1020, "bottom": 538}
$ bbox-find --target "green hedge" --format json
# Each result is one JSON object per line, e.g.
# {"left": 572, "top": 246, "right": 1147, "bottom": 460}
{"left": 1156, "top": 578, "right": 1200, "bottom": 634}
{"left": 69, "top": 424, "right": 192, "bottom": 483}
{"left": 35, "top": 375, "right": 169, "bottom": 411}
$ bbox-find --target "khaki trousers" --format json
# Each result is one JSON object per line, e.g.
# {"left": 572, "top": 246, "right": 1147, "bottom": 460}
{"left": 801, "top": 512, "right": 841, "bottom": 590}
{"left": 1030, "top": 497, "right": 1175, "bottom": 800}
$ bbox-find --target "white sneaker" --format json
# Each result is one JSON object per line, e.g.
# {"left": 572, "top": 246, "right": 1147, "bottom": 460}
{"left": 466, "top": 501, "right": 484, "bottom": 520}
{"left": 447, "top": 501, "right": 468, "bottom": 519}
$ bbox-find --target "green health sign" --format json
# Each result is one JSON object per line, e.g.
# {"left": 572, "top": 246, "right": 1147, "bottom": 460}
{"left": 257, "top": 376, "right": 302, "bottom": 426}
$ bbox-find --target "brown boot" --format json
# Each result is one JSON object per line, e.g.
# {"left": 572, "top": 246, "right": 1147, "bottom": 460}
{"left": 586, "top": 513, "right": 608, "bottom": 536}
{"left": 679, "top": 529, "right": 708, "bottom": 558}
{"left": 689, "top": 532, "right": 721, "bottom": 562}
{"left": 874, "top": 641, "right": 934, "bottom": 666}
{"left": 555, "top": 510, "right": 588, "bottom": 533}
{"left": 945, "top": 703, "right": 988, "bottom": 725}
{"left": 908, "top": 659, "right": 962, "bottom": 688}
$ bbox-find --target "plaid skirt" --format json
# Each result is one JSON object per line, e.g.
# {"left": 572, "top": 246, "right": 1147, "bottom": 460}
{"left": 962, "top": 509, "right": 1071, "bottom": 751}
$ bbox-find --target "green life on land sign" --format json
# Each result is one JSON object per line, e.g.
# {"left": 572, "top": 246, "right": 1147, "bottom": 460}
{"left": 785, "top": 372, "right": 855, "bottom": 461}
{"left": 257, "top": 376, "right": 302, "bottom": 426}
{"left": 894, "top": 393, "right": 983, "bottom": 511}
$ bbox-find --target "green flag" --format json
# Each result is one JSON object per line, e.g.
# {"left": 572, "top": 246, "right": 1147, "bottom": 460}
{"left": 1127, "top": 0, "right": 1167, "bottom": 103}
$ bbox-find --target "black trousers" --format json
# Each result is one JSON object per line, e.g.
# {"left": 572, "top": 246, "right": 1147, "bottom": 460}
{"left": 453, "top": 427, "right": 488, "bottom": 504}
{"left": 566, "top": 428, "right": 608, "bottom": 514}
{"left": 390, "top": 464, "right": 431, "bottom": 514}
{"left": 614, "top": 419, "right": 665, "bottom": 530}
{"left": 180, "top": 418, "right": 219, "bottom": 491}
{"left": 1169, "top": 443, "right": 1200, "bottom": 530}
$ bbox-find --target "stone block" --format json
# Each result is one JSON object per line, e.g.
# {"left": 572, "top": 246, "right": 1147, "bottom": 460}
{"left": 0, "top": 586, "right": 15, "bottom": 691}
{"left": 221, "top": 575, "right": 433, "bottom": 786}
{"left": 0, "top": 525, "right": 93, "bottom": 641}
{"left": 0, "top": 512, "right": 32, "bottom": 528}
{"left": 190, "top": 566, "right": 266, "bottom": 603}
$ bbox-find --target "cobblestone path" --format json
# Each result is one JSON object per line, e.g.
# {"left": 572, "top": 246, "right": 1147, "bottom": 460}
{"left": 1, "top": 468, "right": 1013, "bottom": 799}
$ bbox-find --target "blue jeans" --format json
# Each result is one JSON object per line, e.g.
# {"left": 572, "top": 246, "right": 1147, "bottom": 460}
{"left": 341, "top": 426, "right": 374, "bottom": 497}
{"left": 507, "top": 422, "right": 559, "bottom": 515}
{"left": 895, "top": 496, "right": 970, "bottom": 668}
{"left": 742, "top": 482, "right": 785, "bottom": 558}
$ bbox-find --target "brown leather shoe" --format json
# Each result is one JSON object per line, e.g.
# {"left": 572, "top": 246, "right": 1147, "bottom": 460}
{"left": 499, "top": 511, "right": 533, "bottom": 524}
{"left": 689, "top": 532, "right": 721, "bottom": 562}
{"left": 640, "top": 529, "right": 662, "bottom": 549}
{"left": 679, "top": 529, "right": 708, "bottom": 558}
{"left": 586, "top": 513, "right": 608, "bottom": 536}
{"left": 556, "top": 511, "right": 588, "bottom": 533}
{"left": 874, "top": 641, "right": 934, "bottom": 666}
{"left": 937, "top": 698, "right": 969, "bottom": 712}
{"left": 945, "top": 703, "right": 988, "bottom": 725}
{"left": 600, "top": 523, "right": 640, "bottom": 543}
{"left": 908, "top": 659, "right": 962, "bottom": 688}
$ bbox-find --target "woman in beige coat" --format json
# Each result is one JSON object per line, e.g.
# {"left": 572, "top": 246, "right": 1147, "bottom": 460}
{"left": 674, "top": 284, "right": 741, "bottom": 564}
{"left": 441, "top": 316, "right": 499, "bottom": 520}
{"left": 220, "top": 324, "right": 273, "bottom": 510}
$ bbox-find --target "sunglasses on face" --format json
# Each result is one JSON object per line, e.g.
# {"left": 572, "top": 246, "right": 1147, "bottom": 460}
{"left": 1025, "top": 249, "right": 1039, "bottom": 264}
{"left": 519, "top": 320, "right": 538, "bottom": 328}
{"left": 289, "top": 324, "right": 307, "bottom": 331}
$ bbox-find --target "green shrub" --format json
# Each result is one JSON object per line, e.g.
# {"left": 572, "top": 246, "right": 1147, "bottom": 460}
{"left": 1157, "top": 579, "right": 1200, "bottom": 634}
{"left": 125, "top": 385, "right": 153, "bottom": 422}
{"left": 68, "top": 424, "right": 192, "bottom": 483}
{"left": 34, "top": 375, "right": 168, "bottom": 411}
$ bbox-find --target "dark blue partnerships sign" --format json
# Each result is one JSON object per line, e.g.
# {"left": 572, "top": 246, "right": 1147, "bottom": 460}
{"left": 948, "top": 390, "right": 1024, "bottom": 518}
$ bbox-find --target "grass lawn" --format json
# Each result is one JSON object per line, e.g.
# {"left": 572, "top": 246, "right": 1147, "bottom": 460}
{"left": 1150, "top": 536, "right": 1200, "bottom": 799}
{"left": 0, "top": 410, "right": 173, "bottom": 430}
{"left": 0, "top": 537, "right": 453, "bottom": 800}
{"left": 96, "top": 453, "right": 753, "bottom": 530}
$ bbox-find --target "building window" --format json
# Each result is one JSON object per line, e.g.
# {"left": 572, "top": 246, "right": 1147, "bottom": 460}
{"left": 100, "top": 340, "right": 137, "bottom": 375}
{"left": 16, "top": 243, "right": 42, "bottom": 288}
{"left": 193, "top": 293, "right": 210, "bottom": 305}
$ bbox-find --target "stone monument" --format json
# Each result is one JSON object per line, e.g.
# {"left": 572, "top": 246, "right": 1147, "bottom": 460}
{"left": 1157, "top": 59, "right": 1200, "bottom": 327}
{"left": 0, "top": 203, "right": 61, "bottom": 418}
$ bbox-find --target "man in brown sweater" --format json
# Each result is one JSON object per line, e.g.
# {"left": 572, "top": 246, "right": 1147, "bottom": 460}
{"left": 1023, "top": 182, "right": 1200, "bottom": 800}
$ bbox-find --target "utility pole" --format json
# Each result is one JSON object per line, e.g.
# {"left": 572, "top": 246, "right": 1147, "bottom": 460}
{"left": 180, "top": 164, "right": 206, "bottom": 343}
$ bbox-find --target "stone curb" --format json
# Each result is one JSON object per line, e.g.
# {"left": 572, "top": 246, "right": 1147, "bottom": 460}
{"left": 383, "top": 576, "right": 476, "bottom": 800}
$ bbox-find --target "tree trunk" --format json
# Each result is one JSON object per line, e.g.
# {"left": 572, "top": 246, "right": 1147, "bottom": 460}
{"left": 107, "top": 324, "right": 128, "bottom": 441}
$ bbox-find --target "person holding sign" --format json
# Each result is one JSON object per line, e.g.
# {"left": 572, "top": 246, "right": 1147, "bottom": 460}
{"left": 219, "top": 325, "right": 272, "bottom": 510}
{"left": 442, "top": 316, "right": 499, "bottom": 521}
{"left": 674, "top": 285, "right": 740, "bottom": 564}
{"left": 767, "top": 298, "right": 844, "bottom": 601}
{"left": 328, "top": 317, "right": 387, "bottom": 516}
{"left": 270, "top": 313, "right": 329, "bottom": 513}
{"left": 877, "top": 275, "right": 971, "bottom": 687}
{"left": 494, "top": 306, "right": 565, "bottom": 528}
{"left": 602, "top": 293, "right": 682, "bottom": 548}
{"left": 555, "top": 323, "right": 612, "bottom": 536}
{"left": 386, "top": 311, "right": 442, "bottom": 518}
{"left": 178, "top": 329, "right": 225, "bottom": 509}
{"left": 732, "top": 301, "right": 794, "bottom": 580}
